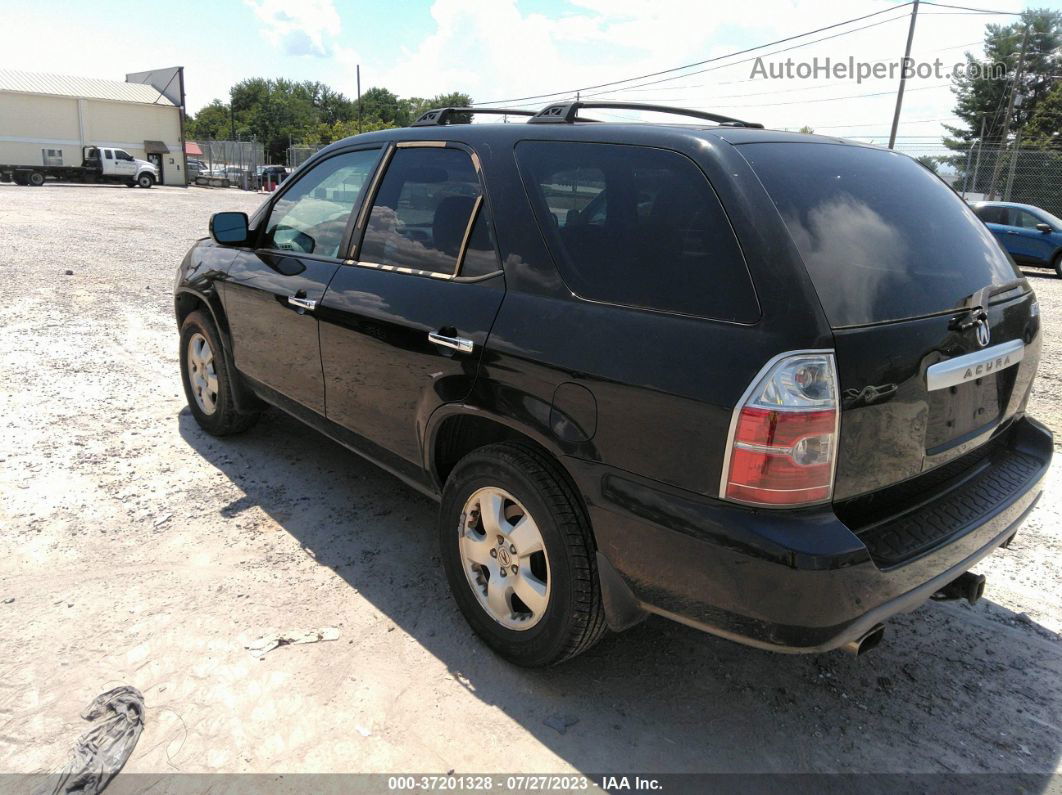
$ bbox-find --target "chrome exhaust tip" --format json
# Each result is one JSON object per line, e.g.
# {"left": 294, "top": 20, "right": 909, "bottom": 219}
{"left": 842, "top": 624, "right": 885, "bottom": 656}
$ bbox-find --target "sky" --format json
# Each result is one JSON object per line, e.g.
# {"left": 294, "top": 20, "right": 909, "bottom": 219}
{"left": 3, "top": 0, "right": 1060, "bottom": 149}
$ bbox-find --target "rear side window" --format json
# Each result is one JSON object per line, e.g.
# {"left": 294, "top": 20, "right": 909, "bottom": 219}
{"left": 515, "top": 141, "right": 759, "bottom": 323}
{"left": 360, "top": 147, "right": 485, "bottom": 275}
{"left": 975, "top": 205, "right": 1009, "bottom": 225}
{"left": 740, "top": 143, "right": 1019, "bottom": 327}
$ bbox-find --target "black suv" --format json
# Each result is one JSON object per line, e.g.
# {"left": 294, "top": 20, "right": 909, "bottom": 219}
{"left": 175, "top": 101, "right": 1051, "bottom": 666}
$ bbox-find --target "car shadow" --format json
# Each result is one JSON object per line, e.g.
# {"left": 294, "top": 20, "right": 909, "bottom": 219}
{"left": 1019, "top": 267, "right": 1059, "bottom": 281}
{"left": 178, "top": 408, "right": 1062, "bottom": 777}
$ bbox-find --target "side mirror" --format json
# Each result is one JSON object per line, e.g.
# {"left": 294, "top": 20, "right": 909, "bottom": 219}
{"left": 1036, "top": 223, "right": 1053, "bottom": 234}
{"left": 210, "top": 211, "right": 249, "bottom": 246}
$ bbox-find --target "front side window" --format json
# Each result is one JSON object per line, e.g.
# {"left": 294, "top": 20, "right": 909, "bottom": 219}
{"left": 262, "top": 148, "right": 382, "bottom": 259}
{"left": 359, "top": 147, "right": 485, "bottom": 275}
{"left": 515, "top": 141, "right": 759, "bottom": 322}
{"left": 1015, "top": 209, "right": 1044, "bottom": 229}
{"left": 115, "top": 150, "right": 134, "bottom": 161}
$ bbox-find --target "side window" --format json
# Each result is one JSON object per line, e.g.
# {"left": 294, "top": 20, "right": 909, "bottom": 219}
{"left": 115, "top": 150, "right": 133, "bottom": 162}
{"left": 975, "top": 206, "right": 1007, "bottom": 225}
{"left": 542, "top": 167, "right": 606, "bottom": 228}
{"left": 515, "top": 141, "right": 759, "bottom": 323}
{"left": 1015, "top": 210, "right": 1043, "bottom": 229}
{"left": 359, "top": 147, "right": 485, "bottom": 275}
{"left": 262, "top": 148, "right": 382, "bottom": 259}
{"left": 105, "top": 150, "right": 113, "bottom": 160}
{"left": 42, "top": 149, "right": 62, "bottom": 166}
{"left": 460, "top": 206, "right": 501, "bottom": 278}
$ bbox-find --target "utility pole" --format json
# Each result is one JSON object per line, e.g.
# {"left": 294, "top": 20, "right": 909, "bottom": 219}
{"left": 970, "top": 113, "right": 987, "bottom": 197}
{"left": 988, "top": 25, "right": 1029, "bottom": 200}
{"left": 888, "top": 0, "right": 920, "bottom": 150}
{"left": 1004, "top": 129, "right": 1022, "bottom": 200}
{"left": 357, "top": 64, "right": 362, "bottom": 135}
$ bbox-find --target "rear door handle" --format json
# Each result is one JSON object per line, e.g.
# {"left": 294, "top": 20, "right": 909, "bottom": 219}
{"left": 428, "top": 331, "right": 474, "bottom": 353}
{"left": 288, "top": 295, "right": 316, "bottom": 311}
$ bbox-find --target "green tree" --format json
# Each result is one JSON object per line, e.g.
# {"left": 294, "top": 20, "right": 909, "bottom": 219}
{"left": 1025, "top": 80, "right": 1062, "bottom": 148}
{"left": 945, "top": 9, "right": 1062, "bottom": 150}
{"left": 916, "top": 155, "right": 940, "bottom": 173}
{"left": 186, "top": 100, "right": 233, "bottom": 140}
{"left": 357, "top": 87, "right": 403, "bottom": 125}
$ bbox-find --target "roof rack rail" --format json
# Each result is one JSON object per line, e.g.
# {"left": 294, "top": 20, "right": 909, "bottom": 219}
{"left": 410, "top": 107, "right": 537, "bottom": 127}
{"left": 527, "top": 101, "right": 764, "bottom": 129}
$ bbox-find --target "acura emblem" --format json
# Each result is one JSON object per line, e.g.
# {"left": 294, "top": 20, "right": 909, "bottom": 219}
{"left": 975, "top": 317, "right": 991, "bottom": 348}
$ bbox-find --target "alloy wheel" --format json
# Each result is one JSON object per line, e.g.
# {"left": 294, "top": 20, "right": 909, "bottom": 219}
{"left": 458, "top": 486, "right": 551, "bottom": 630}
{"left": 187, "top": 332, "right": 219, "bottom": 415}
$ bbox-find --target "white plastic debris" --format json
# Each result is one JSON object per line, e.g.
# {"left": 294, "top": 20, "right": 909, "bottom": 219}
{"left": 245, "top": 627, "right": 340, "bottom": 658}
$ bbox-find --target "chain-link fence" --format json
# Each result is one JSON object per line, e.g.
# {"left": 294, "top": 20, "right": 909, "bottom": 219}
{"left": 888, "top": 142, "right": 1062, "bottom": 217}
{"left": 286, "top": 145, "right": 324, "bottom": 170}
{"left": 186, "top": 139, "right": 266, "bottom": 190}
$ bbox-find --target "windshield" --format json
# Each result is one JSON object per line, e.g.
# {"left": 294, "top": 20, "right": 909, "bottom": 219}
{"left": 739, "top": 142, "right": 1020, "bottom": 327}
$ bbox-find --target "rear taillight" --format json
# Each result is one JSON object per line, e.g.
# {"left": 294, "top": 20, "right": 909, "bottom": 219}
{"left": 722, "top": 351, "right": 839, "bottom": 507}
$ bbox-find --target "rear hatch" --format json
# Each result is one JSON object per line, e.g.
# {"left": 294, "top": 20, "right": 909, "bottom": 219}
{"left": 738, "top": 141, "right": 1041, "bottom": 502}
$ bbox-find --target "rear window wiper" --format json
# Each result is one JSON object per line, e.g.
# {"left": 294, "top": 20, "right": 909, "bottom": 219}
{"left": 949, "top": 279, "right": 1025, "bottom": 331}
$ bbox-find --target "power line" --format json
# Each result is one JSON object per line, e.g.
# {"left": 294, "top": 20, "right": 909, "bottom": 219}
{"left": 816, "top": 116, "right": 961, "bottom": 129}
{"left": 920, "top": 1, "right": 1022, "bottom": 15}
{"left": 472, "top": 3, "right": 913, "bottom": 106}
{"left": 491, "top": 11, "right": 914, "bottom": 111}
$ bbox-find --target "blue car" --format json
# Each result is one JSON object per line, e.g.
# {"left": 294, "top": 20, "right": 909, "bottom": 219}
{"left": 972, "top": 201, "right": 1062, "bottom": 277}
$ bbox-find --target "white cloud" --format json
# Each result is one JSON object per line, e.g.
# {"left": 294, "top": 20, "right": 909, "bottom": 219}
{"left": 367, "top": 0, "right": 1024, "bottom": 144}
{"left": 245, "top": 0, "right": 344, "bottom": 58}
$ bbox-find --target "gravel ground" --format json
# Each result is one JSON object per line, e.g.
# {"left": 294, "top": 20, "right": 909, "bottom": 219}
{"left": 0, "top": 184, "right": 1060, "bottom": 778}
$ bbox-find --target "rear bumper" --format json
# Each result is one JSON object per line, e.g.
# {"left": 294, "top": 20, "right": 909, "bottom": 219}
{"left": 571, "top": 416, "right": 1052, "bottom": 653}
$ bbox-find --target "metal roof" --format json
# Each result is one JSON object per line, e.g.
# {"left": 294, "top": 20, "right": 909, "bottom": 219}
{"left": 0, "top": 69, "right": 175, "bottom": 106}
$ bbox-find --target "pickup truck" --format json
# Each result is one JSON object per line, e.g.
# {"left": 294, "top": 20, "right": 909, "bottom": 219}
{"left": 0, "top": 145, "right": 158, "bottom": 188}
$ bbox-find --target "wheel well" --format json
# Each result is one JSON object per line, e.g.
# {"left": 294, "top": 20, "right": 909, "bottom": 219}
{"left": 431, "top": 415, "right": 570, "bottom": 489}
{"left": 431, "top": 413, "right": 597, "bottom": 547}
{"left": 175, "top": 291, "right": 205, "bottom": 326}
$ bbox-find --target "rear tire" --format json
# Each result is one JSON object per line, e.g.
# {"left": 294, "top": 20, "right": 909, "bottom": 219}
{"left": 137, "top": 173, "right": 155, "bottom": 189}
{"left": 1053, "top": 252, "right": 1062, "bottom": 279}
{"left": 438, "top": 442, "right": 607, "bottom": 666}
{"left": 179, "top": 310, "right": 259, "bottom": 436}
{"left": 27, "top": 171, "right": 45, "bottom": 187}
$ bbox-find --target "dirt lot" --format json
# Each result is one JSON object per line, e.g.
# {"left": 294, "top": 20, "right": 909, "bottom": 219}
{"left": 1, "top": 183, "right": 1061, "bottom": 779}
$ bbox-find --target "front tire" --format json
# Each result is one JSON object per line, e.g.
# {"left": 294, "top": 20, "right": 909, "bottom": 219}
{"left": 179, "top": 310, "right": 259, "bottom": 436}
{"left": 438, "top": 443, "right": 607, "bottom": 666}
{"left": 1053, "top": 252, "right": 1062, "bottom": 279}
{"left": 137, "top": 173, "right": 155, "bottom": 189}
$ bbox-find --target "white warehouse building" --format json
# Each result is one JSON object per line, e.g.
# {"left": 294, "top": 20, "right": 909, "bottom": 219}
{"left": 0, "top": 67, "right": 187, "bottom": 186}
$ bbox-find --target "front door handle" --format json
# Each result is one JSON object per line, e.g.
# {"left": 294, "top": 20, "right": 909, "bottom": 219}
{"left": 428, "top": 331, "right": 474, "bottom": 353}
{"left": 288, "top": 295, "right": 316, "bottom": 311}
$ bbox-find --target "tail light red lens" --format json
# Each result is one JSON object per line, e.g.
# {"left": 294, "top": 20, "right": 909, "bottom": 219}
{"left": 722, "top": 352, "right": 839, "bottom": 507}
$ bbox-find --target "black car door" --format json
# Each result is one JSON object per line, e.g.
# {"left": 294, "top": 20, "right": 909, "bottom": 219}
{"left": 220, "top": 146, "right": 384, "bottom": 414}
{"left": 318, "top": 142, "right": 505, "bottom": 470}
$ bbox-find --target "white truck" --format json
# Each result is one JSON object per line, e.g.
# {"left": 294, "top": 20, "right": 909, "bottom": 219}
{"left": 0, "top": 145, "right": 158, "bottom": 188}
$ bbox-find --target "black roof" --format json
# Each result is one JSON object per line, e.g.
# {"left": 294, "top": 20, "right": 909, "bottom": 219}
{"left": 316, "top": 121, "right": 860, "bottom": 161}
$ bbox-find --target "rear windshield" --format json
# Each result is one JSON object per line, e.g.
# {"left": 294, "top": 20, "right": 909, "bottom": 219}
{"left": 739, "top": 142, "right": 1020, "bottom": 327}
